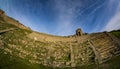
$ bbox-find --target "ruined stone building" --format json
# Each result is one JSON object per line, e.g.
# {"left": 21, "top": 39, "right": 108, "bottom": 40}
{"left": 76, "top": 28, "right": 83, "bottom": 36}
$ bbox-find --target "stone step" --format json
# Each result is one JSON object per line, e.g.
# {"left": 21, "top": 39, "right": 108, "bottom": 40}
{"left": 92, "top": 43, "right": 113, "bottom": 51}
{"left": 90, "top": 33, "right": 107, "bottom": 40}
{"left": 93, "top": 40, "right": 111, "bottom": 47}
{"left": 99, "top": 47, "right": 115, "bottom": 53}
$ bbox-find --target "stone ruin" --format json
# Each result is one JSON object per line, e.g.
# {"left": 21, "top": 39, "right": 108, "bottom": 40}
{"left": 76, "top": 28, "right": 83, "bottom": 36}
{"left": 21, "top": 27, "right": 120, "bottom": 67}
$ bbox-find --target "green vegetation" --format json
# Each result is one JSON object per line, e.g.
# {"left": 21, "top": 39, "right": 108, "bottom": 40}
{"left": 0, "top": 24, "right": 52, "bottom": 69}
{"left": 111, "top": 30, "right": 120, "bottom": 39}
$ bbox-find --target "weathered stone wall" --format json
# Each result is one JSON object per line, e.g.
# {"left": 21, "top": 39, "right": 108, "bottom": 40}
{"left": 27, "top": 32, "right": 89, "bottom": 43}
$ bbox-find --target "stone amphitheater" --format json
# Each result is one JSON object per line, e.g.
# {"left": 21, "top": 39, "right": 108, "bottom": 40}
{"left": 26, "top": 28, "right": 120, "bottom": 67}
{"left": 0, "top": 9, "right": 120, "bottom": 67}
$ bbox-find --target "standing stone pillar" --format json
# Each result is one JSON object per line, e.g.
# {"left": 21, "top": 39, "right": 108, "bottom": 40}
{"left": 70, "top": 42, "right": 75, "bottom": 67}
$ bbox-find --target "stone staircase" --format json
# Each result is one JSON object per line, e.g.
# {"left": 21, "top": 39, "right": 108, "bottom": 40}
{"left": 89, "top": 32, "right": 120, "bottom": 63}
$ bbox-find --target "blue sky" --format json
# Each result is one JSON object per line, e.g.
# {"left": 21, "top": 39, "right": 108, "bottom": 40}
{"left": 0, "top": 0, "right": 120, "bottom": 36}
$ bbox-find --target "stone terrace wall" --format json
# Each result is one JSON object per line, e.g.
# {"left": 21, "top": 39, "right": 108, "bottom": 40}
{"left": 27, "top": 32, "right": 90, "bottom": 42}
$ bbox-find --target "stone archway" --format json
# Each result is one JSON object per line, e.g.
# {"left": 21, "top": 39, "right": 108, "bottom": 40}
{"left": 76, "top": 28, "right": 83, "bottom": 36}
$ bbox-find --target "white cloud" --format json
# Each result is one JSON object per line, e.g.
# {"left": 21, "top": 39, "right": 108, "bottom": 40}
{"left": 102, "top": 2, "right": 120, "bottom": 31}
{"left": 53, "top": 0, "right": 82, "bottom": 35}
{"left": 103, "top": 12, "right": 120, "bottom": 31}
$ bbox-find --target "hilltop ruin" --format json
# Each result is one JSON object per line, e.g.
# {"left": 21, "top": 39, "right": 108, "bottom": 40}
{"left": 76, "top": 28, "right": 83, "bottom": 36}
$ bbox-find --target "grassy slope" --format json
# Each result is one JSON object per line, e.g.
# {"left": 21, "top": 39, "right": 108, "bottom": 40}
{"left": 0, "top": 16, "right": 53, "bottom": 69}
{"left": 0, "top": 17, "right": 68, "bottom": 69}
{"left": 110, "top": 30, "right": 120, "bottom": 39}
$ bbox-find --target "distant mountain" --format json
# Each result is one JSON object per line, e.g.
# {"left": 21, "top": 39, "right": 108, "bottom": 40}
{"left": 0, "top": 9, "right": 120, "bottom": 69}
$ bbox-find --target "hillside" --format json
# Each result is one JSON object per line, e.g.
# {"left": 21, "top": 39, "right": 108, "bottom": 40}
{"left": 0, "top": 9, "right": 120, "bottom": 69}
